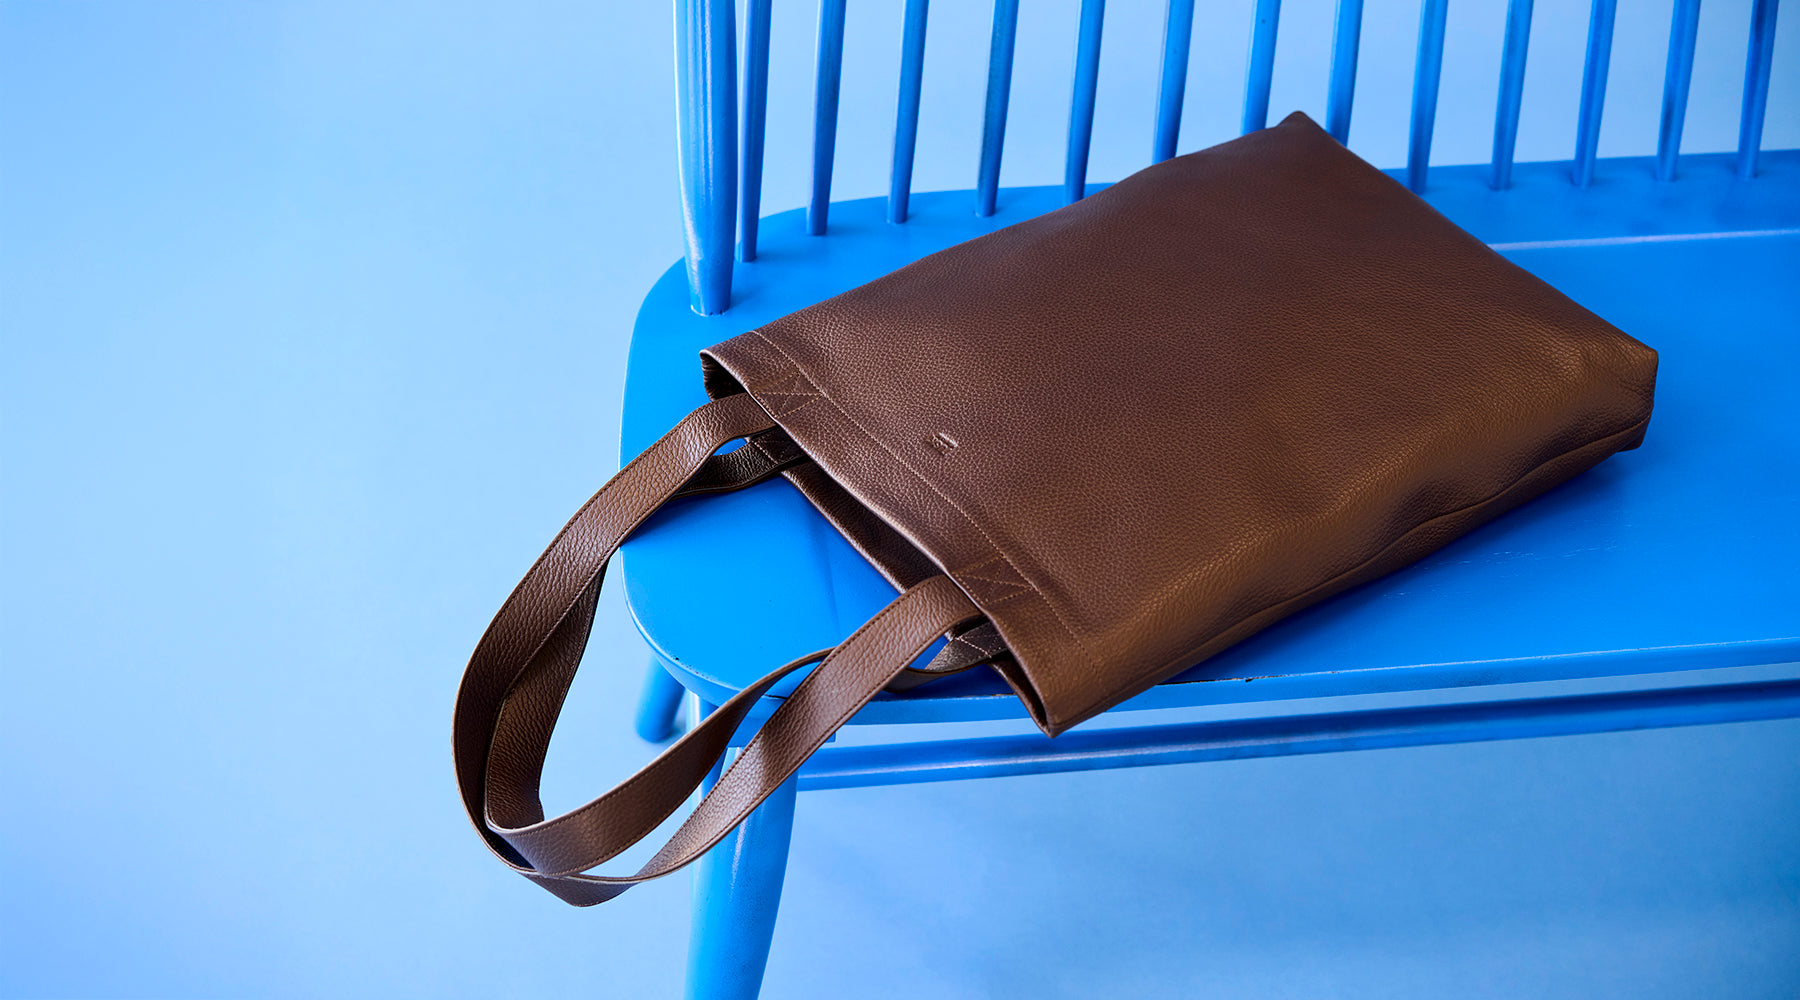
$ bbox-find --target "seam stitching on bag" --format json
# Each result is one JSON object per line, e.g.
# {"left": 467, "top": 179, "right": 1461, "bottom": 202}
{"left": 757, "top": 387, "right": 822, "bottom": 417}
{"left": 754, "top": 371, "right": 825, "bottom": 418}
{"left": 948, "top": 631, "right": 1008, "bottom": 659}
{"left": 958, "top": 558, "right": 1033, "bottom": 605}
{"left": 748, "top": 331, "right": 1088, "bottom": 647}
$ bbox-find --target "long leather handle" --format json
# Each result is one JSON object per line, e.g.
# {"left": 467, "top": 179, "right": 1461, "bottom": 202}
{"left": 452, "top": 393, "right": 981, "bottom": 905}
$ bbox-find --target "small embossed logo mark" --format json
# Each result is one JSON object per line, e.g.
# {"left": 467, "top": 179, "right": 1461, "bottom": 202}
{"left": 929, "top": 431, "right": 960, "bottom": 455}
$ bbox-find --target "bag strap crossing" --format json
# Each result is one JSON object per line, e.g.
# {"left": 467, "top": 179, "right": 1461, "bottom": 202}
{"left": 452, "top": 393, "right": 982, "bottom": 905}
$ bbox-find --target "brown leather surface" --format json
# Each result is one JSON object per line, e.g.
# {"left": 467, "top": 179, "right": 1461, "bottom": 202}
{"left": 703, "top": 112, "right": 1657, "bottom": 736}
{"left": 458, "top": 111, "right": 1656, "bottom": 905}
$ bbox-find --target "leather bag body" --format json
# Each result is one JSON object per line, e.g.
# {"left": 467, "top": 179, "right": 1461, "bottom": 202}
{"left": 453, "top": 112, "right": 1657, "bottom": 905}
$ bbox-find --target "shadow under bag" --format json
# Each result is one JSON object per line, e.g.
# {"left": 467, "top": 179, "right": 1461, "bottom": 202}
{"left": 452, "top": 112, "right": 1658, "bottom": 905}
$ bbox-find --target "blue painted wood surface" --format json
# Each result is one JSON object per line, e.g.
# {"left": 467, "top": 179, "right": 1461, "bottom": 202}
{"left": 1489, "top": 0, "right": 1534, "bottom": 189}
{"left": 1152, "top": 0, "right": 1196, "bottom": 163}
{"left": 806, "top": 0, "right": 848, "bottom": 236}
{"left": 652, "top": 8, "right": 1800, "bottom": 991}
{"left": 675, "top": 0, "right": 737, "bottom": 315}
{"left": 1407, "top": 0, "right": 1450, "bottom": 191}
{"left": 799, "top": 678, "right": 1800, "bottom": 789}
{"left": 1573, "top": 0, "right": 1618, "bottom": 188}
{"left": 685, "top": 768, "right": 797, "bottom": 1000}
{"left": 1325, "top": 0, "right": 1365, "bottom": 143}
{"left": 1064, "top": 0, "right": 1106, "bottom": 203}
{"left": 1243, "top": 0, "right": 1282, "bottom": 134}
{"left": 887, "top": 0, "right": 930, "bottom": 223}
{"left": 621, "top": 153, "right": 1800, "bottom": 725}
{"left": 636, "top": 660, "right": 688, "bottom": 742}
{"left": 737, "top": 0, "right": 772, "bottom": 261}
{"left": 976, "top": 0, "right": 1021, "bottom": 217}
{"left": 1738, "top": 0, "right": 1781, "bottom": 179}
{"left": 1658, "top": 0, "right": 1704, "bottom": 182}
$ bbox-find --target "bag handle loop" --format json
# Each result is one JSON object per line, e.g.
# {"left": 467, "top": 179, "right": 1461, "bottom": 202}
{"left": 451, "top": 393, "right": 981, "bottom": 905}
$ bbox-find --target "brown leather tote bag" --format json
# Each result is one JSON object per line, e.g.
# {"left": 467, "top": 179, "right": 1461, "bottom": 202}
{"left": 453, "top": 113, "right": 1658, "bottom": 905}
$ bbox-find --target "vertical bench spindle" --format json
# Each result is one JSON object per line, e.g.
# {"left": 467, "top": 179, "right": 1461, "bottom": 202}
{"left": 1657, "top": 0, "right": 1703, "bottom": 182}
{"left": 1243, "top": 0, "right": 1282, "bottom": 134}
{"left": 739, "top": 0, "right": 772, "bottom": 261}
{"left": 1326, "top": 0, "right": 1365, "bottom": 143}
{"left": 808, "top": 0, "right": 848, "bottom": 235}
{"left": 1153, "top": 0, "right": 1196, "bottom": 162}
{"left": 676, "top": 0, "right": 738, "bottom": 315}
{"left": 977, "top": 0, "right": 1021, "bottom": 217}
{"left": 1489, "top": 0, "right": 1533, "bottom": 190}
{"left": 1573, "top": 0, "right": 1617, "bottom": 187}
{"left": 1737, "top": 0, "right": 1780, "bottom": 179}
{"left": 1066, "top": 0, "right": 1107, "bottom": 202}
{"left": 1408, "top": 0, "right": 1450, "bottom": 192}
{"left": 889, "top": 0, "right": 931, "bottom": 223}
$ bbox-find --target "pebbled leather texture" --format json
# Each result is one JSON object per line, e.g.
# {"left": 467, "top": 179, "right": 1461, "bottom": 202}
{"left": 702, "top": 111, "right": 1657, "bottom": 736}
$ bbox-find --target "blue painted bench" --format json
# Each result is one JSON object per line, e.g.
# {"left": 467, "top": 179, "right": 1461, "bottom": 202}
{"left": 615, "top": 1, "right": 1797, "bottom": 997}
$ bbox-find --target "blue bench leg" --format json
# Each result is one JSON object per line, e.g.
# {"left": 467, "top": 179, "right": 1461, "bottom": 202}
{"left": 634, "top": 658, "right": 687, "bottom": 742}
{"left": 683, "top": 769, "right": 799, "bottom": 1000}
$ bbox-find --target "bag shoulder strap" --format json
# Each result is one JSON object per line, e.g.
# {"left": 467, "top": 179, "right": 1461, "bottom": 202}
{"left": 451, "top": 393, "right": 980, "bottom": 906}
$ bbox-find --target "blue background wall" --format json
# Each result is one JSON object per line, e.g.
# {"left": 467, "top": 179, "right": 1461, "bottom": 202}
{"left": 3, "top": 2, "right": 1797, "bottom": 997}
